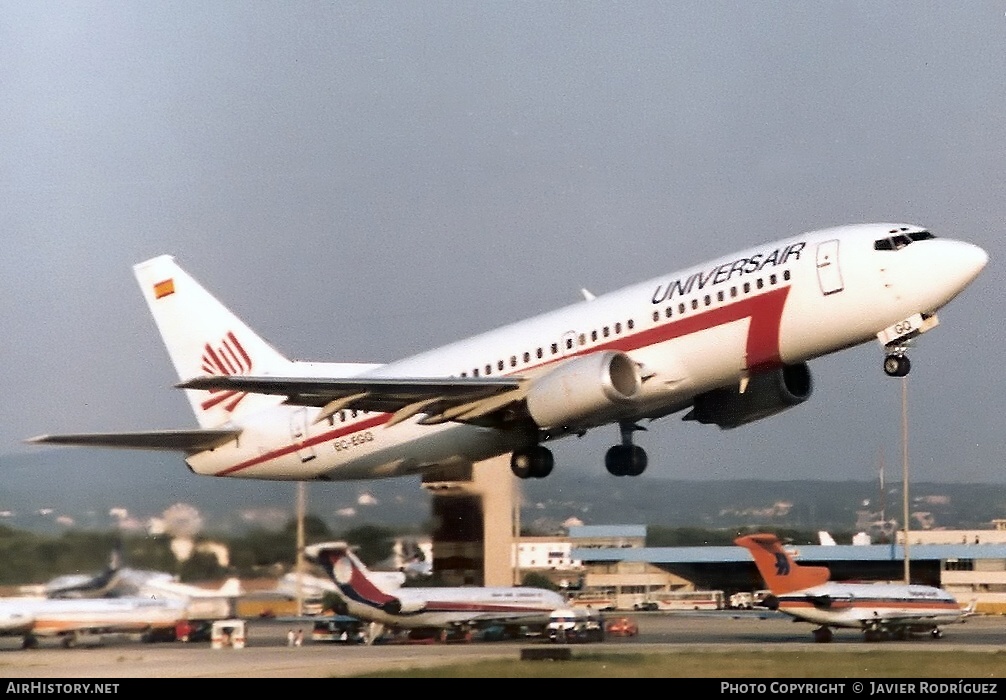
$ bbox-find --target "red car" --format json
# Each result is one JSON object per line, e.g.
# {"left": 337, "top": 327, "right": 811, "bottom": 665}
{"left": 604, "top": 616, "right": 639, "bottom": 637}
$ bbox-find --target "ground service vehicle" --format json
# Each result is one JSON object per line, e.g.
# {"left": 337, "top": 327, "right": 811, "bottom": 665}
{"left": 605, "top": 616, "right": 639, "bottom": 637}
{"left": 546, "top": 608, "right": 604, "bottom": 643}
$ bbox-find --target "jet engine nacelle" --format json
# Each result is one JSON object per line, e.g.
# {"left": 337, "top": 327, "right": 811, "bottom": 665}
{"left": 526, "top": 351, "right": 642, "bottom": 430}
{"left": 380, "top": 596, "right": 426, "bottom": 615}
{"left": 684, "top": 363, "right": 812, "bottom": 430}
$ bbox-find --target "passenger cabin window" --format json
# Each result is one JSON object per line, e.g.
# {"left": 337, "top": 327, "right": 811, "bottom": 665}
{"left": 565, "top": 338, "right": 573, "bottom": 350}
{"left": 614, "top": 322, "right": 622, "bottom": 334}
{"left": 523, "top": 351, "right": 530, "bottom": 363}
{"left": 627, "top": 319, "right": 634, "bottom": 330}
{"left": 551, "top": 343, "right": 558, "bottom": 355}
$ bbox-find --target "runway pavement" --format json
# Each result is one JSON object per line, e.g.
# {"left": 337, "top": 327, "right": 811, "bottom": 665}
{"left": 2, "top": 613, "right": 1003, "bottom": 678}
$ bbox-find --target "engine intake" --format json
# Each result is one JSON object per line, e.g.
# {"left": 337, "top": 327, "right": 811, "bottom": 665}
{"left": 684, "top": 363, "right": 812, "bottom": 430}
{"left": 526, "top": 351, "right": 642, "bottom": 430}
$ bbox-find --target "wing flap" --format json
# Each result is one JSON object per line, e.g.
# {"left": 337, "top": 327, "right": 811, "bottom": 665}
{"left": 25, "top": 429, "right": 241, "bottom": 453}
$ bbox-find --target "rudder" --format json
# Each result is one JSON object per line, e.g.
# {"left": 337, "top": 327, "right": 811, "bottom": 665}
{"left": 735, "top": 533, "right": 830, "bottom": 595}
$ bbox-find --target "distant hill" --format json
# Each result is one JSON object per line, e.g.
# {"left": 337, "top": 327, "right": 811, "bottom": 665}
{"left": 4, "top": 449, "right": 1006, "bottom": 535}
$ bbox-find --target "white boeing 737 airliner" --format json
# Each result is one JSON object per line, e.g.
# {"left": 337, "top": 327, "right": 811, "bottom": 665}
{"left": 28, "top": 223, "right": 987, "bottom": 482}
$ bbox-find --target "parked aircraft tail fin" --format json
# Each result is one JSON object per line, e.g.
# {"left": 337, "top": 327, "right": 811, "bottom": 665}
{"left": 735, "top": 533, "right": 831, "bottom": 595}
{"left": 305, "top": 542, "right": 400, "bottom": 611}
{"left": 133, "top": 255, "right": 293, "bottom": 429}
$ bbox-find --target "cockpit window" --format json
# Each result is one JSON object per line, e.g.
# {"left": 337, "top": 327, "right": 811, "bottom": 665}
{"left": 873, "top": 230, "right": 935, "bottom": 251}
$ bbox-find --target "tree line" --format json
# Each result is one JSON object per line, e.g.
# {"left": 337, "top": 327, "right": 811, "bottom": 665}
{"left": 0, "top": 519, "right": 840, "bottom": 587}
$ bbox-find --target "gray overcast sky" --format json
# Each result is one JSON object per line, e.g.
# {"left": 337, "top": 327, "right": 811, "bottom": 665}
{"left": 3, "top": 2, "right": 1004, "bottom": 484}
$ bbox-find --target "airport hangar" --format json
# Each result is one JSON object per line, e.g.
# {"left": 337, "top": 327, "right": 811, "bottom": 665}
{"left": 567, "top": 525, "right": 1006, "bottom": 594}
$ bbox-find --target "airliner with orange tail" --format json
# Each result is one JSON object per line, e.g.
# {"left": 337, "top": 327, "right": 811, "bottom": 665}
{"left": 736, "top": 533, "right": 973, "bottom": 643}
{"left": 305, "top": 541, "right": 565, "bottom": 642}
{"left": 28, "top": 223, "right": 986, "bottom": 482}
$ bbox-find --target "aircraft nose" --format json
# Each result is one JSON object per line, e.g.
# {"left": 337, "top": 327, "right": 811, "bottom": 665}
{"left": 944, "top": 241, "right": 989, "bottom": 289}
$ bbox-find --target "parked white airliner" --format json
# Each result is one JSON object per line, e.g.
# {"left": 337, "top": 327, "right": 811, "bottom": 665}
{"left": 28, "top": 223, "right": 987, "bottom": 481}
{"left": 305, "top": 541, "right": 565, "bottom": 642}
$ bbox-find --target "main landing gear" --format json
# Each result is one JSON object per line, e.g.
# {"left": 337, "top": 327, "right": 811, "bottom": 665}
{"left": 510, "top": 445, "right": 554, "bottom": 479}
{"left": 605, "top": 422, "right": 648, "bottom": 477}
{"left": 510, "top": 421, "right": 650, "bottom": 479}
{"left": 812, "top": 626, "right": 833, "bottom": 643}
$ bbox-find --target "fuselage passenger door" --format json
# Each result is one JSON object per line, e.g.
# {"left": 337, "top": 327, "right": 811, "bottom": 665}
{"left": 816, "top": 239, "right": 844, "bottom": 295}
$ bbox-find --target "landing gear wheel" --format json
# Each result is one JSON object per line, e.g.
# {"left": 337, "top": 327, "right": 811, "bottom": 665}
{"left": 812, "top": 626, "right": 833, "bottom": 643}
{"left": 510, "top": 446, "right": 554, "bottom": 479}
{"left": 605, "top": 444, "right": 648, "bottom": 476}
{"left": 883, "top": 354, "right": 911, "bottom": 377}
{"left": 931, "top": 627, "right": 943, "bottom": 639}
{"left": 511, "top": 451, "right": 532, "bottom": 479}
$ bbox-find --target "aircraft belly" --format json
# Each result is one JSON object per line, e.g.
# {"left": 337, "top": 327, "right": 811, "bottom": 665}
{"left": 185, "top": 413, "right": 525, "bottom": 482}
{"left": 323, "top": 421, "right": 520, "bottom": 480}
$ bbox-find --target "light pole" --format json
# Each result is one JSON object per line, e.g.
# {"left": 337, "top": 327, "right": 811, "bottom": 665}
{"left": 296, "top": 481, "right": 306, "bottom": 616}
{"left": 901, "top": 375, "right": 910, "bottom": 584}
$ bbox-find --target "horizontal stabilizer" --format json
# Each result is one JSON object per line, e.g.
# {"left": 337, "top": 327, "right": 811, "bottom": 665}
{"left": 25, "top": 429, "right": 242, "bottom": 453}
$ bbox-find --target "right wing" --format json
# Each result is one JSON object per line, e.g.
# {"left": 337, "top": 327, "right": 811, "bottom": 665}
{"left": 176, "top": 375, "right": 527, "bottom": 427}
{"left": 25, "top": 429, "right": 242, "bottom": 453}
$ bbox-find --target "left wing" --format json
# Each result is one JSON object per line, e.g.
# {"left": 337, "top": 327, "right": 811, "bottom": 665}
{"left": 177, "top": 375, "right": 527, "bottom": 428}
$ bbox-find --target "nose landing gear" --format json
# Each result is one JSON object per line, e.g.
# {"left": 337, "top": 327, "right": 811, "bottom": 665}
{"left": 883, "top": 352, "right": 911, "bottom": 377}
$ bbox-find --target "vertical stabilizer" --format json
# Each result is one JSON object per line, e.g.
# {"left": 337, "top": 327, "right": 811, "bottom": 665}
{"left": 305, "top": 542, "right": 399, "bottom": 610}
{"left": 735, "top": 534, "right": 831, "bottom": 595}
{"left": 133, "top": 255, "right": 292, "bottom": 429}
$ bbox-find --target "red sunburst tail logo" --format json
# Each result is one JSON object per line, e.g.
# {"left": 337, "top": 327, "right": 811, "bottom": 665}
{"left": 198, "top": 332, "right": 253, "bottom": 413}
